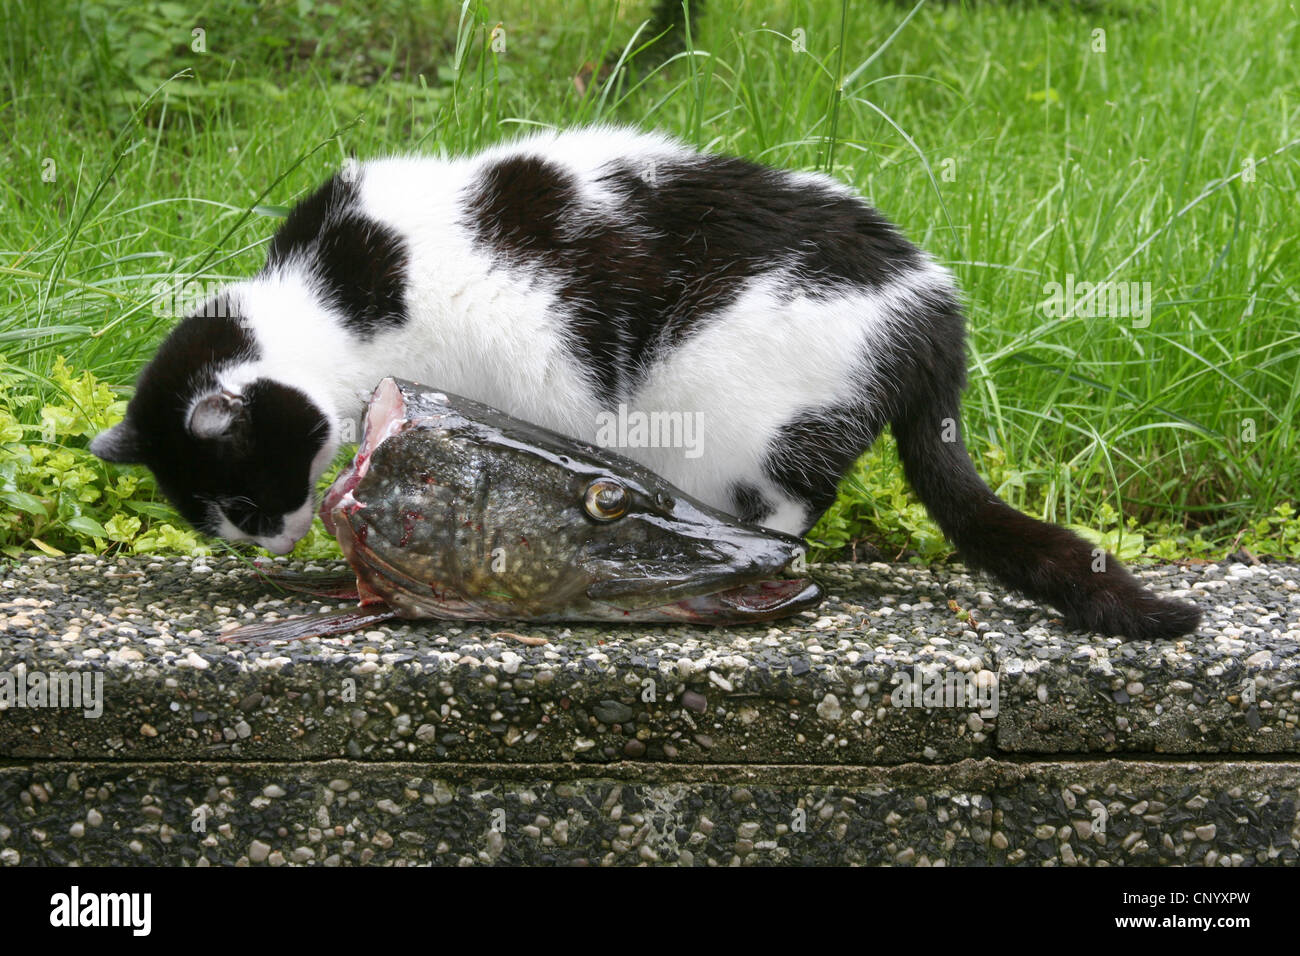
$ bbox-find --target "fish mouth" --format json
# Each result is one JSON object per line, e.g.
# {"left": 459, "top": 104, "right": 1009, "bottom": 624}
{"left": 653, "top": 577, "right": 824, "bottom": 623}
{"left": 585, "top": 550, "right": 823, "bottom": 624}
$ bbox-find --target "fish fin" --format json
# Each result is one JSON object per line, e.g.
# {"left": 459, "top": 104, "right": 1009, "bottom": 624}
{"left": 489, "top": 630, "right": 550, "bottom": 646}
{"left": 251, "top": 563, "right": 361, "bottom": 600}
{"left": 219, "top": 605, "right": 398, "bottom": 644}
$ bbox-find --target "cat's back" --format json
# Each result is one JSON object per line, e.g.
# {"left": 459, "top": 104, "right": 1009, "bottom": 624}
{"left": 247, "top": 127, "right": 957, "bottom": 445}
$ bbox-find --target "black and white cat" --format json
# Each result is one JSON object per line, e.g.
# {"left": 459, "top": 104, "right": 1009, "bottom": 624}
{"left": 92, "top": 125, "right": 1200, "bottom": 640}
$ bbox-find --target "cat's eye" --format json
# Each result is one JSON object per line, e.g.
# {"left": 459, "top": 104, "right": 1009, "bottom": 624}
{"left": 584, "top": 479, "right": 629, "bottom": 521}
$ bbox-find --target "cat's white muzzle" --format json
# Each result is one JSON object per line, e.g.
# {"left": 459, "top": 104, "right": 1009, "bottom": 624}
{"left": 255, "top": 498, "right": 316, "bottom": 554}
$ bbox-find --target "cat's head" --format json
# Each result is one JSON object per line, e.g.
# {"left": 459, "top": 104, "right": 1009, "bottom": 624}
{"left": 91, "top": 311, "right": 337, "bottom": 553}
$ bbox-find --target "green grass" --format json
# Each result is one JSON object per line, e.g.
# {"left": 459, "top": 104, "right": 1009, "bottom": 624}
{"left": 1, "top": 0, "right": 1298, "bottom": 562}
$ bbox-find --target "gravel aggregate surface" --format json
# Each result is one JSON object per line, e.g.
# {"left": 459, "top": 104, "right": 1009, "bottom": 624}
{"left": 2, "top": 555, "right": 1297, "bottom": 763}
{"left": 2, "top": 758, "right": 1296, "bottom": 866}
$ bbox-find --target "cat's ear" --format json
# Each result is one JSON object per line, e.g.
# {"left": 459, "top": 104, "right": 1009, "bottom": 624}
{"left": 188, "top": 390, "right": 247, "bottom": 440}
{"left": 90, "top": 421, "right": 144, "bottom": 463}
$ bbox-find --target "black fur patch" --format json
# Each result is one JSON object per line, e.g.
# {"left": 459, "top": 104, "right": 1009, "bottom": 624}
{"left": 466, "top": 154, "right": 578, "bottom": 254}
{"left": 729, "top": 482, "right": 772, "bottom": 525}
{"left": 763, "top": 405, "right": 885, "bottom": 533}
{"left": 112, "top": 314, "right": 256, "bottom": 530}
{"left": 265, "top": 173, "right": 410, "bottom": 338}
{"left": 266, "top": 174, "right": 359, "bottom": 265}
{"left": 209, "top": 379, "right": 330, "bottom": 538}
{"left": 760, "top": 285, "right": 961, "bottom": 533}
{"left": 465, "top": 150, "right": 924, "bottom": 401}
{"left": 125, "top": 313, "right": 258, "bottom": 461}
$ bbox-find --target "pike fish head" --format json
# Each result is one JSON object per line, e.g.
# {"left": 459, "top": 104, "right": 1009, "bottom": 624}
{"left": 324, "top": 378, "right": 823, "bottom": 623}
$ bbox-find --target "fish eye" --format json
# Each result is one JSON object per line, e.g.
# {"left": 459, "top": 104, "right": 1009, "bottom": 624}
{"left": 584, "top": 479, "right": 629, "bottom": 522}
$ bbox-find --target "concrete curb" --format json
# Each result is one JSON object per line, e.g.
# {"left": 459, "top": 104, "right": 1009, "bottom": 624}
{"left": 1, "top": 557, "right": 1297, "bottom": 763}
{"left": 3, "top": 555, "right": 1298, "bottom": 865}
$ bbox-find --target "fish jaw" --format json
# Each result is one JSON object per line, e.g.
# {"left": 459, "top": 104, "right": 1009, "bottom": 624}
{"left": 604, "top": 578, "right": 825, "bottom": 624}
{"left": 579, "top": 496, "right": 821, "bottom": 622}
{"left": 583, "top": 555, "right": 823, "bottom": 624}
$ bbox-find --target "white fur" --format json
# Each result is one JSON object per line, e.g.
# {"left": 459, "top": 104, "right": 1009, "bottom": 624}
{"left": 625, "top": 259, "right": 955, "bottom": 532}
{"left": 207, "top": 125, "right": 953, "bottom": 543}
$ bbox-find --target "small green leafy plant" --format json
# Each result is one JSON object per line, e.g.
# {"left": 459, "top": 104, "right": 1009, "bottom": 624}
{"left": 808, "top": 432, "right": 1298, "bottom": 566}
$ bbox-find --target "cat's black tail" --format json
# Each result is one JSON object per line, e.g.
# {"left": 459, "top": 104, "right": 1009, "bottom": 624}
{"left": 887, "top": 316, "right": 1200, "bottom": 641}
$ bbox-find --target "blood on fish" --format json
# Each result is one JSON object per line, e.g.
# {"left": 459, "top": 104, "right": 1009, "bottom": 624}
{"left": 397, "top": 509, "right": 426, "bottom": 546}
{"left": 357, "top": 575, "right": 385, "bottom": 606}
